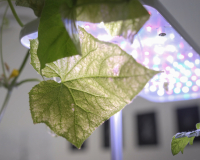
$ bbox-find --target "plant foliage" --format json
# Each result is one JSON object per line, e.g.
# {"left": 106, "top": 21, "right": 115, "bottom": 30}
{"left": 171, "top": 123, "right": 200, "bottom": 156}
{"left": 29, "top": 27, "right": 160, "bottom": 148}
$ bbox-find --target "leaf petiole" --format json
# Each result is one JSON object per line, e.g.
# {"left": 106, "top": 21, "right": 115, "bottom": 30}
{"left": 16, "top": 78, "right": 41, "bottom": 87}
{"left": 7, "top": 0, "right": 24, "bottom": 27}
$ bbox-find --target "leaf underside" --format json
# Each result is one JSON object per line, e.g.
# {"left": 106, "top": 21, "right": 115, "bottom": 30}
{"left": 16, "top": 0, "right": 44, "bottom": 17}
{"left": 37, "top": 0, "right": 81, "bottom": 70}
{"left": 29, "top": 28, "right": 160, "bottom": 148}
{"left": 171, "top": 136, "right": 195, "bottom": 156}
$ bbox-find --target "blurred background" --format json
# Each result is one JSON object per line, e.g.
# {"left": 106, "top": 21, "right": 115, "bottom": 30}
{"left": 1, "top": 1, "right": 200, "bottom": 160}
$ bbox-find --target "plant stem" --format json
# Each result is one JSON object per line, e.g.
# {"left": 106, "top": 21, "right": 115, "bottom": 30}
{"left": 10, "top": 50, "right": 30, "bottom": 88}
{"left": 0, "top": 89, "right": 12, "bottom": 123}
{"left": 7, "top": 0, "right": 24, "bottom": 27}
{"left": 16, "top": 78, "right": 41, "bottom": 87}
{"left": 0, "top": 5, "right": 9, "bottom": 84}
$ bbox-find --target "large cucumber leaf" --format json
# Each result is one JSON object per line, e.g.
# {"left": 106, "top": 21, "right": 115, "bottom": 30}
{"left": 29, "top": 27, "right": 160, "bottom": 148}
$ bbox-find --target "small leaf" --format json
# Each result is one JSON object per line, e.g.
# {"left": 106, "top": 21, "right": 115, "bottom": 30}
{"left": 171, "top": 136, "right": 189, "bottom": 156}
{"left": 9, "top": 69, "right": 19, "bottom": 79}
{"left": 189, "top": 136, "right": 195, "bottom": 145}
{"left": 16, "top": 0, "right": 44, "bottom": 17}
{"left": 196, "top": 123, "right": 200, "bottom": 129}
{"left": 29, "top": 27, "right": 160, "bottom": 148}
{"left": 37, "top": 0, "right": 81, "bottom": 70}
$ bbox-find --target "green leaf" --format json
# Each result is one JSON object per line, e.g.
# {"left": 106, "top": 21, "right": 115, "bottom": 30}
{"left": 189, "top": 136, "right": 195, "bottom": 145}
{"left": 37, "top": 0, "right": 81, "bottom": 70}
{"left": 30, "top": 39, "right": 60, "bottom": 78}
{"left": 74, "top": 0, "right": 149, "bottom": 43}
{"left": 16, "top": 0, "right": 44, "bottom": 17}
{"left": 29, "top": 27, "right": 160, "bottom": 148}
{"left": 171, "top": 136, "right": 189, "bottom": 156}
{"left": 196, "top": 123, "right": 200, "bottom": 129}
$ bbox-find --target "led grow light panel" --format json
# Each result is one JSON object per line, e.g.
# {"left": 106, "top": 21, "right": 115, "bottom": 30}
{"left": 19, "top": 6, "right": 200, "bottom": 103}
{"left": 135, "top": 6, "right": 200, "bottom": 102}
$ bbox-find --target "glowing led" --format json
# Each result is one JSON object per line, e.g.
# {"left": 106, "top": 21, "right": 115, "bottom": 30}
{"left": 186, "top": 81, "right": 192, "bottom": 87}
{"left": 166, "top": 45, "right": 176, "bottom": 52}
{"left": 157, "top": 89, "right": 165, "bottom": 96}
{"left": 132, "top": 39, "right": 140, "bottom": 48}
{"left": 191, "top": 76, "right": 197, "bottom": 81}
{"left": 97, "top": 34, "right": 112, "bottom": 41}
{"left": 145, "top": 83, "right": 149, "bottom": 88}
{"left": 169, "top": 33, "right": 175, "bottom": 39}
{"left": 192, "top": 86, "right": 199, "bottom": 92}
{"left": 143, "top": 38, "right": 153, "bottom": 46}
{"left": 188, "top": 52, "right": 193, "bottom": 57}
{"left": 185, "top": 70, "right": 191, "bottom": 76}
{"left": 180, "top": 76, "right": 188, "bottom": 83}
{"left": 184, "top": 60, "right": 190, "bottom": 66}
{"left": 145, "top": 51, "right": 149, "bottom": 55}
{"left": 146, "top": 26, "right": 152, "bottom": 32}
{"left": 195, "top": 59, "right": 200, "bottom": 65}
{"left": 166, "top": 66, "right": 170, "bottom": 71}
{"left": 196, "top": 79, "right": 200, "bottom": 86}
{"left": 168, "top": 84, "right": 175, "bottom": 90}
{"left": 155, "top": 36, "right": 167, "bottom": 44}
{"left": 84, "top": 24, "right": 90, "bottom": 29}
{"left": 131, "top": 50, "right": 138, "bottom": 59}
{"left": 177, "top": 54, "right": 184, "bottom": 59}
{"left": 182, "top": 86, "right": 189, "bottom": 93}
{"left": 171, "top": 78, "right": 177, "bottom": 84}
{"left": 154, "top": 45, "right": 165, "bottom": 54}
{"left": 150, "top": 85, "right": 157, "bottom": 92}
{"left": 173, "top": 62, "right": 178, "bottom": 67}
{"left": 174, "top": 88, "right": 181, "bottom": 94}
{"left": 174, "top": 71, "right": 180, "bottom": 77}
{"left": 176, "top": 82, "right": 182, "bottom": 88}
{"left": 167, "top": 56, "right": 174, "bottom": 63}
{"left": 195, "top": 69, "right": 200, "bottom": 76}
{"left": 153, "top": 57, "right": 161, "bottom": 65}
{"left": 143, "top": 58, "right": 149, "bottom": 65}
{"left": 188, "top": 62, "right": 194, "bottom": 68}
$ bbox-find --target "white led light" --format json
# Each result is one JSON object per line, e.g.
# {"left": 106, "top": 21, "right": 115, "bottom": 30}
{"left": 154, "top": 45, "right": 165, "bottom": 54}
{"left": 176, "top": 82, "right": 182, "bottom": 88}
{"left": 167, "top": 56, "right": 174, "bottom": 63}
{"left": 174, "top": 88, "right": 181, "bottom": 94}
{"left": 173, "top": 62, "right": 178, "bottom": 67}
{"left": 131, "top": 50, "right": 138, "bottom": 59}
{"left": 182, "top": 86, "right": 189, "bottom": 93}
{"left": 180, "top": 76, "right": 188, "bottom": 83}
{"left": 185, "top": 70, "right": 191, "bottom": 76}
{"left": 143, "top": 38, "right": 153, "bottom": 46}
{"left": 169, "top": 33, "right": 175, "bottom": 39}
{"left": 157, "top": 89, "right": 165, "bottom": 96}
{"left": 150, "top": 85, "right": 157, "bottom": 92}
{"left": 188, "top": 52, "right": 193, "bottom": 57}
{"left": 186, "top": 81, "right": 192, "bottom": 87}
{"left": 143, "top": 58, "right": 149, "bottom": 65}
{"left": 196, "top": 79, "right": 200, "bottom": 86}
{"left": 146, "top": 26, "right": 152, "bottom": 32}
{"left": 165, "top": 45, "right": 176, "bottom": 52}
{"left": 153, "top": 57, "right": 161, "bottom": 65}
{"left": 188, "top": 62, "right": 194, "bottom": 68}
{"left": 195, "top": 59, "right": 200, "bottom": 65}
{"left": 195, "top": 68, "right": 200, "bottom": 76}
